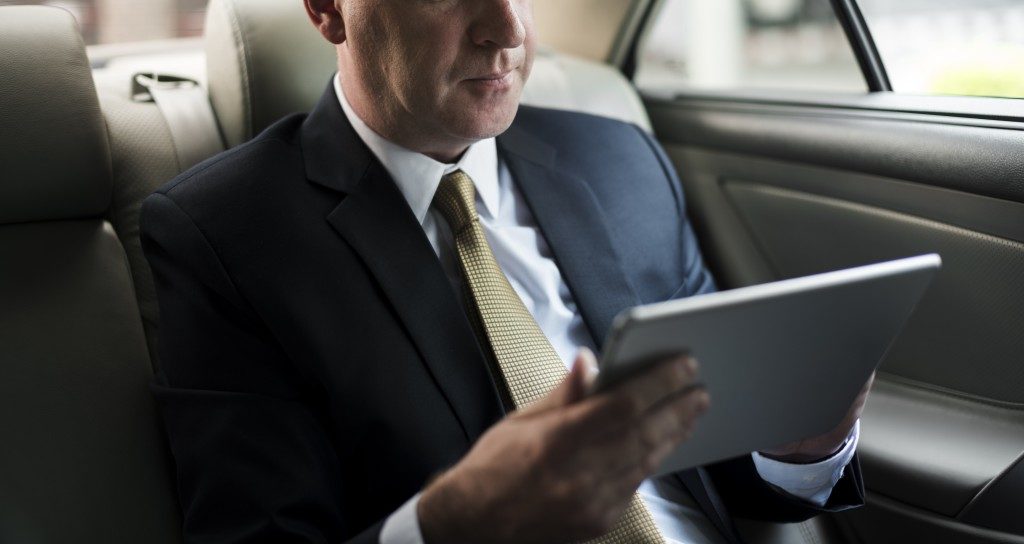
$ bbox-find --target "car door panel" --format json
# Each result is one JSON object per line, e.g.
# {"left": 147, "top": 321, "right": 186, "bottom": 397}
{"left": 644, "top": 95, "right": 1024, "bottom": 542}
{"left": 853, "top": 492, "right": 1024, "bottom": 544}
{"left": 960, "top": 455, "right": 1024, "bottom": 535}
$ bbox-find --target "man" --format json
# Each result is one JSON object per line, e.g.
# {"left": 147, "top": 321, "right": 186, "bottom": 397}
{"left": 141, "top": 0, "right": 868, "bottom": 542}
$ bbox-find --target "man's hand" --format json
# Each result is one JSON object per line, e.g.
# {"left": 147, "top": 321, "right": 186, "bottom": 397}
{"left": 759, "top": 372, "right": 875, "bottom": 463}
{"left": 418, "top": 349, "right": 710, "bottom": 544}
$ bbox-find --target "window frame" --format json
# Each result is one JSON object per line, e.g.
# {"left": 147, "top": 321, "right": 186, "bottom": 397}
{"left": 622, "top": 0, "right": 1024, "bottom": 123}
{"left": 828, "top": 0, "right": 891, "bottom": 92}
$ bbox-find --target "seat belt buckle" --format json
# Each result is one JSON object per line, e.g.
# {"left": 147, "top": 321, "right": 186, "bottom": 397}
{"left": 131, "top": 72, "right": 201, "bottom": 103}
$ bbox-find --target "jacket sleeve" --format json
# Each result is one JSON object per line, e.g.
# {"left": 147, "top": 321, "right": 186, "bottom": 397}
{"left": 141, "top": 191, "right": 387, "bottom": 544}
{"left": 634, "top": 125, "right": 866, "bottom": 522}
{"left": 706, "top": 453, "right": 865, "bottom": 522}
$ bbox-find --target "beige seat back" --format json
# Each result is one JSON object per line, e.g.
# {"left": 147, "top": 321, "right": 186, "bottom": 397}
{"left": 0, "top": 7, "right": 181, "bottom": 543}
{"left": 203, "top": 0, "right": 651, "bottom": 148}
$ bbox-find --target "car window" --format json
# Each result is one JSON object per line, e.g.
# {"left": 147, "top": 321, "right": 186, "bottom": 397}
{"left": 857, "top": 0, "right": 1024, "bottom": 99}
{"left": 0, "top": 0, "right": 208, "bottom": 45}
{"left": 634, "top": 0, "right": 866, "bottom": 95}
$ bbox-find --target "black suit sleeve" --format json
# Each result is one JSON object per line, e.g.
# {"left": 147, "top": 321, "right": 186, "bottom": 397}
{"left": 633, "top": 124, "right": 866, "bottom": 522}
{"left": 142, "top": 192, "right": 385, "bottom": 544}
{"left": 705, "top": 453, "right": 865, "bottom": 523}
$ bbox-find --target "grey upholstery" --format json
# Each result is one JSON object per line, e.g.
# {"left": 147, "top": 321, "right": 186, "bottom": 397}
{"left": 0, "top": 6, "right": 111, "bottom": 224}
{"left": 520, "top": 49, "right": 651, "bottom": 131}
{"left": 204, "top": 0, "right": 651, "bottom": 148}
{"left": 94, "top": 81, "right": 188, "bottom": 368}
{"left": 0, "top": 7, "right": 181, "bottom": 543}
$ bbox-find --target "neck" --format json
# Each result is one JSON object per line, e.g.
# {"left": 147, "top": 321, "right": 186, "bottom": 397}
{"left": 424, "top": 148, "right": 470, "bottom": 164}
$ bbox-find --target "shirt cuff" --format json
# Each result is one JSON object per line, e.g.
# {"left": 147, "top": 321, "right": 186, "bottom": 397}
{"left": 751, "top": 419, "right": 860, "bottom": 507}
{"left": 379, "top": 492, "right": 426, "bottom": 544}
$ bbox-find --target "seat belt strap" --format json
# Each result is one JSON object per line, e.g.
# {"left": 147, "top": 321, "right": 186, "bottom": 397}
{"left": 132, "top": 73, "right": 224, "bottom": 171}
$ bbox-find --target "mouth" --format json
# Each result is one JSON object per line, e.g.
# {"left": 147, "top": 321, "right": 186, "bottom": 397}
{"left": 464, "top": 69, "right": 516, "bottom": 89}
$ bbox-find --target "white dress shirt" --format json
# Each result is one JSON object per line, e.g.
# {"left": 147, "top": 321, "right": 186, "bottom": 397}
{"left": 332, "top": 75, "right": 858, "bottom": 544}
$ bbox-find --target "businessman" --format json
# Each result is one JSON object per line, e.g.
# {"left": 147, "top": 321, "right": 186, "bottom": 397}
{"left": 141, "top": 0, "right": 868, "bottom": 542}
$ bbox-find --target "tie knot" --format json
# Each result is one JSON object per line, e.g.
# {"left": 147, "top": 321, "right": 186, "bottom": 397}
{"left": 433, "top": 170, "right": 478, "bottom": 234}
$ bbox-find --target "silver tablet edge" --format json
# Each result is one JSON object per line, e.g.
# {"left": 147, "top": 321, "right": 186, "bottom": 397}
{"left": 628, "top": 253, "right": 941, "bottom": 325}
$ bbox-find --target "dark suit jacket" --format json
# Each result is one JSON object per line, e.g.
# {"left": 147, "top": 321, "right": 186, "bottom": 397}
{"left": 141, "top": 84, "right": 864, "bottom": 544}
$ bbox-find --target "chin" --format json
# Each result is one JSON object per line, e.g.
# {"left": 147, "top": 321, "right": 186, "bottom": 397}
{"left": 445, "top": 100, "right": 521, "bottom": 141}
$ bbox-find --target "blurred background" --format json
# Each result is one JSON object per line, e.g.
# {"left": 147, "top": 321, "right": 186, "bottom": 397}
{"left": 2, "top": 0, "right": 1022, "bottom": 99}
{"left": 0, "top": 0, "right": 205, "bottom": 44}
{"left": 637, "top": 0, "right": 1024, "bottom": 97}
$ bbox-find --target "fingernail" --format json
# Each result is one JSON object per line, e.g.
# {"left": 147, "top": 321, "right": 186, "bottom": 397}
{"left": 697, "top": 391, "right": 711, "bottom": 413}
{"left": 686, "top": 357, "right": 698, "bottom": 374}
{"left": 579, "top": 347, "right": 599, "bottom": 375}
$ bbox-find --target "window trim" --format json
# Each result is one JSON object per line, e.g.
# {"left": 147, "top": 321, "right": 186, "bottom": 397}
{"left": 616, "top": 0, "right": 659, "bottom": 80}
{"left": 622, "top": 0, "right": 875, "bottom": 95}
{"left": 828, "top": 0, "right": 892, "bottom": 92}
{"left": 642, "top": 89, "right": 1024, "bottom": 127}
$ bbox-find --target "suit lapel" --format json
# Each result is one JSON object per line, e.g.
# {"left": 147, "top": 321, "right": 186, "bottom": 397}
{"left": 302, "top": 85, "right": 503, "bottom": 443}
{"left": 497, "top": 126, "right": 640, "bottom": 349}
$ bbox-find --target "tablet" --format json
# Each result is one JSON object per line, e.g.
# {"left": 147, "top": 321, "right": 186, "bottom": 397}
{"left": 596, "top": 254, "right": 941, "bottom": 475}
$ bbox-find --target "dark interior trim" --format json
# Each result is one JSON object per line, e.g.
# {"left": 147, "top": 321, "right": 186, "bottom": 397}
{"left": 840, "top": 492, "right": 1024, "bottom": 543}
{"left": 607, "top": 0, "right": 655, "bottom": 72}
{"left": 960, "top": 453, "right": 1024, "bottom": 536}
{"left": 615, "top": 0, "right": 660, "bottom": 79}
{"left": 828, "top": 0, "right": 892, "bottom": 92}
{"left": 678, "top": 147, "right": 1024, "bottom": 245}
{"left": 644, "top": 91, "right": 1024, "bottom": 126}
{"left": 645, "top": 98, "right": 1024, "bottom": 205}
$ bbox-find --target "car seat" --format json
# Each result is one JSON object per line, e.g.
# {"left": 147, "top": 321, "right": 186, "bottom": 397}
{"left": 0, "top": 6, "right": 182, "bottom": 543}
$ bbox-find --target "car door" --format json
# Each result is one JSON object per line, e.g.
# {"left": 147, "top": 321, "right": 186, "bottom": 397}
{"left": 615, "top": 0, "right": 1024, "bottom": 542}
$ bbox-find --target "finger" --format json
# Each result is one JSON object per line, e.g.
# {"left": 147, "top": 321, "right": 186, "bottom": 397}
{"left": 585, "top": 388, "right": 709, "bottom": 479}
{"left": 554, "top": 357, "right": 700, "bottom": 448}
{"left": 836, "top": 371, "right": 876, "bottom": 429}
{"left": 601, "top": 355, "right": 701, "bottom": 421}
{"left": 558, "top": 409, "right": 657, "bottom": 479}
{"left": 646, "top": 387, "right": 710, "bottom": 442}
{"left": 628, "top": 388, "right": 709, "bottom": 471}
{"left": 578, "top": 347, "right": 600, "bottom": 386}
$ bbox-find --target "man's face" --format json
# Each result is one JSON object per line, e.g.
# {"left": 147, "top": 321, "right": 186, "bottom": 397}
{"left": 338, "top": 0, "right": 535, "bottom": 155}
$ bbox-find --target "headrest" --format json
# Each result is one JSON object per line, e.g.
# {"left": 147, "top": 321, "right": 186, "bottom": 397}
{"left": 0, "top": 6, "right": 112, "bottom": 224}
{"left": 521, "top": 50, "right": 651, "bottom": 132}
{"left": 205, "top": 0, "right": 336, "bottom": 148}
{"left": 205, "top": 0, "right": 651, "bottom": 148}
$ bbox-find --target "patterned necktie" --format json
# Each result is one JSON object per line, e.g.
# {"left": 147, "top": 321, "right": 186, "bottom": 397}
{"left": 432, "top": 170, "right": 664, "bottom": 544}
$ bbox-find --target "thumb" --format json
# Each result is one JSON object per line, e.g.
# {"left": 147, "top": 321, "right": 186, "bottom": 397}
{"left": 529, "top": 347, "right": 597, "bottom": 412}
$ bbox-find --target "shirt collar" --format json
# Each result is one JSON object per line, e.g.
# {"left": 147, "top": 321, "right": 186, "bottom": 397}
{"left": 334, "top": 74, "right": 500, "bottom": 224}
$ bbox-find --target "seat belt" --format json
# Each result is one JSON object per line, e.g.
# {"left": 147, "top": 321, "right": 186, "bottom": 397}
{"left": 132, "top": 73, "right": 225, "bottom": 171}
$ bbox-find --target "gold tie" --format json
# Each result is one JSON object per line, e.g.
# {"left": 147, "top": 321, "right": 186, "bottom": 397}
{"left": 432, "top": 170, "right": 664, "bottom": 544}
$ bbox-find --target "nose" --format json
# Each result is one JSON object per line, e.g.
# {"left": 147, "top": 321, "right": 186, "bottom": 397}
{"left": 469, "top": 0, "right": 527, "bottom": 50}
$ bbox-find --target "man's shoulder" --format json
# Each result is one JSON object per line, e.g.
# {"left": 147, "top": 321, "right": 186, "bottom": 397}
{"left": 508, "top": 105, "right": 666, "bottom": 180}
{"left": 151, "top": 113, "right": 308, "bottom": 203}
{"left": 512, "top": 105, "right": 646, "bottom": 146}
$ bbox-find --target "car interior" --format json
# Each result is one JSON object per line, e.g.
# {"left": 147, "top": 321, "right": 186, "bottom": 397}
{"left": 0, "top": 0, "right": 1021, "bottom": 542}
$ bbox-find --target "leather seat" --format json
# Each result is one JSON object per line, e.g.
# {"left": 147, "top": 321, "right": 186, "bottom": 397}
{"left": 0, "top": 7, "right": 181, "bottom": 543}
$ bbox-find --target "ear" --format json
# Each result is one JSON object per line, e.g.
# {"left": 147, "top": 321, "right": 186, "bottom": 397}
{"left": 304, "top": 0, "right": 346, "bottom": 44}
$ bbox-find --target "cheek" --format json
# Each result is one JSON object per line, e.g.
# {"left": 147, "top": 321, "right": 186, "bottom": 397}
{"left": 423, "top": 34, "right": 465, "bottom": 87}
{"left": 392, "top": 27, "right": 463, "bottom": 107}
